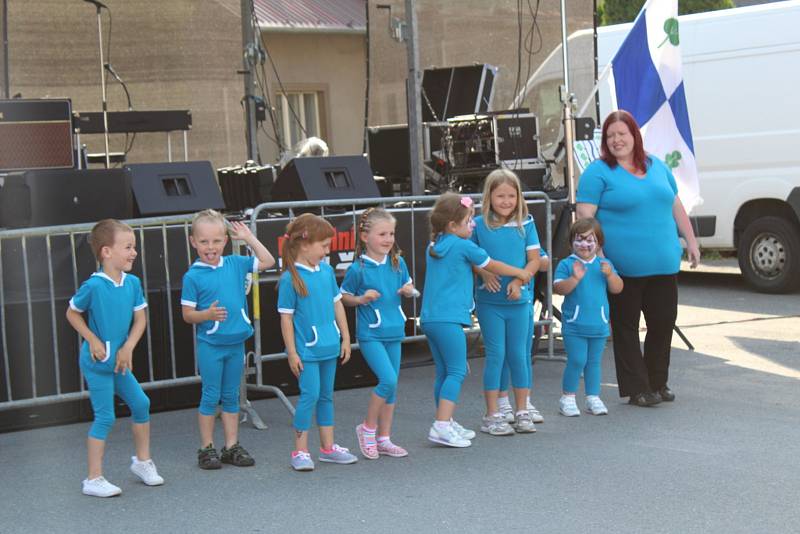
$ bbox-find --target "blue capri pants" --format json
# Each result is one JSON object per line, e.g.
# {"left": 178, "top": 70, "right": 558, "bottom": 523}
{"left": 422, "top": 322, "right": 468, "bottom": 405}
{"left": 197, "top": 340, "right": 245, "bottom": 416}
{"left": 359, "top": 340, "right": 401, "bottom": 404}
{"left": 293, "top": 355, "right": 338, "bottom": 431}
{"left": 476, "top": 303, "right": 532, "bottom": 391}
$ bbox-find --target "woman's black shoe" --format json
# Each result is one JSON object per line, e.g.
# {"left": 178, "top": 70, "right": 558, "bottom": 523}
{"left": 658, "top": 386, "right": 675, "bottom": 402}
{"left": 629, "top": 392, "right": 662, "bottom": 406}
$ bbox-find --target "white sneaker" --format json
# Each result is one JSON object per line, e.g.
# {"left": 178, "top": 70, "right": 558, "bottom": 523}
{"left": 526, "top": 401, "right": 545, "bottom": 423}
{"left": 498, "top": 401, "right": 514, "bottom": 423}
{"left": 585, "top": 395, "right": 609, "bottom": 415}
{"left": 428, "top": 423, "right": 471, "bottom": 448}
{"left": 449, "top": 419, "right": 476, "bottom": 440}
{"left": 82, "top": 476, "right": 122, "bottom": 497}
{"left": 480, "top": 413, "right": 515, "bottom": 436}
{"left": 559, "top": 395, "right": 580, "bottom": 417}
{"left": 130, "top": 457, "right": 165, "bottom": 486}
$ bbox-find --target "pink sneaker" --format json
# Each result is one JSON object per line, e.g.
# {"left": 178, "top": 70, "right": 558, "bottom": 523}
{"left": 377, "top": 438, "right": 408, "bottom": 458}
{"left": 355, "top": 423, "right": 379, "bottom": 460}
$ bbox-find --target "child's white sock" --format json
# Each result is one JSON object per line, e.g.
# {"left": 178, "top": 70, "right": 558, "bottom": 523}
{"left": 498, "top": 396, "right": 511, "bottom": 408}
{"left": 434, "top": 420, "right": 450, "bottom": 431}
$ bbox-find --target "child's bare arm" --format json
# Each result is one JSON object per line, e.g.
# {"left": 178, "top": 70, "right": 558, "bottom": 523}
{"left": 229, "top": 221, "right": 276, "bottom": 271}
{"left": 280, "top": 313, "right": 303, "bottom": 377}
{"left": 334, "top": 300, "right": 351, "bottom": 364}
{"left": 182, "top": 302, "right": 227, "bottom": 324}
{"left": 116, "top": 309, "right": 146, "bottom": 374}
{"left": 484, "top": 259, "right": 532, "bottom": 283}
{"left": 340, "top": 290, "right": 381, "bottom": 307}
{"left": 66, "top": 307, "right": 106, "bottom": 361}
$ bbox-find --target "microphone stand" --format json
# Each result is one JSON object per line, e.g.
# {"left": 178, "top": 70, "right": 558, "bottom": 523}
{"left": 90, "top": 2, "right": 111, "bottom": 168}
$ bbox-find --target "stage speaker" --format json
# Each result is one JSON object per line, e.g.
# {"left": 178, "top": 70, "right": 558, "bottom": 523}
{"left": 271, "top": 156, "right": 380, "bottom": 202}
{"left": 124, "top": 161, "right": 225, "bottom": 216}
{"left": 217, "top": 164, "right": 276, "bottom": 211}
{"left": 421, "top": 64, "right": 498, "bottom": 122}
{"left": 0, "top": 169, "right": 133, "bottom": 228}
{"left": 0, "top": 99, "right": 75, "bottom": 172}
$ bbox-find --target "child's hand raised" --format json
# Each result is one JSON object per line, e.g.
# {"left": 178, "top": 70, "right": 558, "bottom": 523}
{"left": 288, "top": 351, "right": 303, "bottom": 378}
{"left": 228, "top": 220, "right": 254, "bottom": 242}
{"left": 360, "top": 289, "right": 381, "bottom": 304}
{"left": 205, "top": 300, "right": 228, "bottom": 322}
{"left": 572, "top": 261, "right": 586, "bottom": 281}
{"left": 600, "top": 260, "right": 612, "bottom": 276}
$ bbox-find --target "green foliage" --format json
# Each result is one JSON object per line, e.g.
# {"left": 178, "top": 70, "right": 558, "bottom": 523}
{"left": 599, "top": 0, "right": 736, "bottom": 26}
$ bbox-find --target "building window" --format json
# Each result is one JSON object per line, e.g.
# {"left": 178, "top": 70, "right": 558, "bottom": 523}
{"left": 276, "top": 91, "right": 322, "bottom": 149}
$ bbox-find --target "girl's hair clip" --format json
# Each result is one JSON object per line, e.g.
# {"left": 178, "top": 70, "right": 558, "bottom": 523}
{"left": 283, "top": 233, "right": 290, "bottom": 239}
{"left": 460, "top": 196, "right": 473, "bottom": 208}
{"left": 301, "top": 231, "right": 308, "bottom": 239}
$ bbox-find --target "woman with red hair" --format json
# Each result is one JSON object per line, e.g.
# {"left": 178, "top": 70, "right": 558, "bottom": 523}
{"left": 576, "top": 110, "right": 700, "bottom": 407}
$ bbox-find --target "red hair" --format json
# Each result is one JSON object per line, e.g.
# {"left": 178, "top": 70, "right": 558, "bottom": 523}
{"left": 599, "top": 110, "right": 648, "bottom": 174}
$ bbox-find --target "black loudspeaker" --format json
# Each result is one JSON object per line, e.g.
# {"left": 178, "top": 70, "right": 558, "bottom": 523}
{"left": 0, "top": 169, "right": 133, "bottom": 228}
{"left": 367, "top": 125, "right": 409, "bottom": 179}
{"left": 271, "top": 155, "right": 380, "bottom": 202}
{"left": 124, "top": 161, "right": 225, "bottom": 216}
{"left": 0, "top": 99, "right": 75, "bottom": 172}
{"left": 217, "top": 164, "right": 277, "bottom": 211}
{"left": 421, "top": 64, "right": 497, "bottom": 122}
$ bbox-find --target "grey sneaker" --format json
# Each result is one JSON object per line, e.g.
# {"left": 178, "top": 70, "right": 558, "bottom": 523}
{"left": 498, "top": 402, "right": 515, "bottom": 423}
{"left": 291, "top": 451, "right": 315, "bottom": 471}
{"left": 318, "top": 444, "right": 358, "bottom": 464}
{"left": 480, "top": 413, "right": 515, "bottom": 436}
{"left": 559, "top": 395, "right": 580, "bottom": 417}
{"left": 130, "top": 457, "right": 164, "bottom": 486}
{"left": 450, "top": 419, "right": 476, "bottom": 440}
{"left": 526, "top": 401, "right": 545, "bottom": 423}
{"left": 585, "top": 395, "right": 609, "bottom": 415}
{"left": 428, "top": 423, "right": 471, "bottom": 448}
{"left": 513, "top": 411, "right": 537, "bottom": 433}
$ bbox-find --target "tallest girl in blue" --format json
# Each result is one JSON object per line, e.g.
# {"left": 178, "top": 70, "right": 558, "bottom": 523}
{"left": 421, "top": 192, "right": 533, "bottom": 448}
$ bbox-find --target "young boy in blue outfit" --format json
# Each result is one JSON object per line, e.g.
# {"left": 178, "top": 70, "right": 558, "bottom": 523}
{"left": 181, "top": 209, "right": 275, "bottom": 469}
{"left": 66, "top": 219, "right": 164, "bottom": 497}
{"left": 554, "top": 218, "right": 623, "bottom": 416}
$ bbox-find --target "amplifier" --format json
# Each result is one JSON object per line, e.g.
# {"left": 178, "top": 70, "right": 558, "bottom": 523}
{"left": 493, "top": 112, "right": 540, "bottom": 162}
{"left": 500, "top": 158, "right": 548, "bottom": 191}
{"left": 0, "top": 99, "right": 75, "bottom": 172}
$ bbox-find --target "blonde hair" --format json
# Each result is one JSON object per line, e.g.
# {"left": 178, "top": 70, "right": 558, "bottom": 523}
{"left": 428, "top": 192, "right": 473, "bottom": 259}
{"left": 481, "top": 168, "right": 529, "bottom": 234}
{"left": 354, "top": 207, "right": 402, "bottom": 271}
{"left": 191, "top": 209, "right": 227, "bottom": 236}
{"left": 89, "top": 219, "right": 134, "bottom": 261}
{"left": 280, "top": 213, "right": 335, "bottom": 297}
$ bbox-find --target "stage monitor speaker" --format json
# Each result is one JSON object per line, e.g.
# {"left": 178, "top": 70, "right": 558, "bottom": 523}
{"left": 0, "top": 169, "right": 133, "bottom": 228}
{"left": 367, "top": 124, "right": 409, "bottom": 179}
{"left": 0, "top": 99, "right": 75, "bottom": 172}
{"left": 272, "top": 156, "right": 380, "bottom": 202}
{"left": 124, "top": 161, "right": 225, "bottom": 216}
{"left": 217, "top": 164, "right": 276, "bottom": 211}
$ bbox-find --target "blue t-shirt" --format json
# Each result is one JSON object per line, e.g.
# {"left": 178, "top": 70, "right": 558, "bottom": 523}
{"left": 554, "top": 255, "right": 615, "bottom": 338}
{"left": 181, "top": 255, "right": 259, "bottom": 345}
{"left": 277, "top": 262, "right": 342, "bottom": 361}
{"left": 69, "top": 271, "right": 148, "bottom": 373}
{"left": 471, "top": 214, "right": 540, "bottom": 306}
{"left": 340, "top": 254, "right": 412, "bottom": 342}
{"left": 420, "top": 233, "right": 490, "bottom": 326}
{"left": 576, "top": 156, "right": 682, "bottom": 277}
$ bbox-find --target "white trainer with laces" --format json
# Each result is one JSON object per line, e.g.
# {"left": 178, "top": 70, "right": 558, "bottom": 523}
{"left": 130, "top": 456, "right": 165, "bottom": 486}
{"left": 585, "top": 395, "right": 609, "bottom": 415}
{"left": 526, "top": 401, "right": 545, "bottom": 423}
{"left": 428, "top": 423, "right": 471, "bottom": 448}
{"left": 82, "top": 476, "right": 122, "bottom": 498}
{"left": 498, "top": 402, "right": 515, "bottom": 423}
{"left": 559, "top": 395, "right": 581, "bottom": 417}
{"left": 449, "top": 419, "right": 476, "bottom": 440}
{"left": 480, "top": 413, "right": 515, "bottom": 436}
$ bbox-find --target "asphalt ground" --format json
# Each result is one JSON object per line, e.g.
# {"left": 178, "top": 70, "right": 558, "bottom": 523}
{"left": 1, "top": 266, "right": 798, "bottom": 533}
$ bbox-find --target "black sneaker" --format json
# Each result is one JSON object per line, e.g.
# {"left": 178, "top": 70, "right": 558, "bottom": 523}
{"left": 629, "top": 392, "right": 661, "bottom": 407}
{"left": 220, "top": 442, "right": 255, "bottom": 467}
{"left": 658, "top": 386, "right": 675, "bottom": 402}
{"left": 198, "top": 444, "right": 222, "bottom": 470}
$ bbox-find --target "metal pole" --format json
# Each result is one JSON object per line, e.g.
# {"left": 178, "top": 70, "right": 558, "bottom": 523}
{"left": 405, "top": 0, "right": 424, "bottom": 195}
{"left": 2, "top": 0, "right": 9, "bottom": 98}
{"left": 241, "top": 0, "right": 259, "bottom": 161}
{"left": 560, "top": 0, "right": 577, "bottom": 222}
{"left": 95, "top": 5, "right": 111, "bottom": 168}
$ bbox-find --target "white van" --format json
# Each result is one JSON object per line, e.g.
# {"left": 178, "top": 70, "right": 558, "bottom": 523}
{"left": 526, "top": 1, "right": 800, "bottom": 293}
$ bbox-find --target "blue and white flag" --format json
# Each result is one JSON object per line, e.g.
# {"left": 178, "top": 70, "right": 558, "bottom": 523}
{"left": 607, "top": 0, "right": 702, "bottom": 212}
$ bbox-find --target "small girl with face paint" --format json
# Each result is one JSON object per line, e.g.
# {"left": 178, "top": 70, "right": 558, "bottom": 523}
{"left": 553, "top": 218, "right": 623, "bottom": 417}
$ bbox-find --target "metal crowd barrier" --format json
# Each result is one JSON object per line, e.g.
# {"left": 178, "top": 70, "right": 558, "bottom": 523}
{"left": 0, "top": 192, "right": 555, "bottom": 432}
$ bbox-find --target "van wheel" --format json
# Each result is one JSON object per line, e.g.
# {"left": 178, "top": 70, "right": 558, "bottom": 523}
{"left": 738, "top": 216, "right": 800, "bottom": 293}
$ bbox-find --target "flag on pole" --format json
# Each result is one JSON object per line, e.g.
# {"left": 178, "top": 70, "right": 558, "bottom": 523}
{"left": 606, "top": 0, "right": 702, "bottom": 212}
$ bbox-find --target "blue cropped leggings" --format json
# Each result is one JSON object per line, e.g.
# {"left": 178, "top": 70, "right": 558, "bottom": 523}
{"left": 359, "top": 340, "right": 401, "bottom": 404}
{"left": 197, "top": 340, "right": 245, "bottom": 416}
{"left": 562, "top": 335, "right": 607, "bottom": 396}
{"left": 500, "top": 307, "right": 535, "bottom": 392}
{"left": 476, "top": 303, "right": 532, "bottom": 391}
{"left": 422, "top": 322, "right": 468, "bottom": 405}
{"left": 81, "top": 353, "right": 150, "bottom": 440}
{"left": 293, "top": 356, "right": 337, "bottom": 432}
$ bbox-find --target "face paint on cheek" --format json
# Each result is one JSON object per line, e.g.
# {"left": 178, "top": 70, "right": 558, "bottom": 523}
{"left": 573, "top": 239, "right": 597, "bottom": 254}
